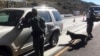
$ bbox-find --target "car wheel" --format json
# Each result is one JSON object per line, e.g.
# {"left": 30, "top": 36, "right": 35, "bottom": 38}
{"left": 0, "top": 50, "right": 10, "bottom": 56}
{"left": 49, "top": 32, "right": 59, "bottom": 47}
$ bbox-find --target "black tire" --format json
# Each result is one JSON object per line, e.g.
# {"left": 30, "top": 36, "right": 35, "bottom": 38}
{"left": 49, "top": 32, "right": 59, "bottom": 47}
{"left": 0, "top": 50, "right": 10, "bottom": 56}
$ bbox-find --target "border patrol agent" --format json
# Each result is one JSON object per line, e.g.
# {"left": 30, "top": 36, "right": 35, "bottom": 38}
{"left": 31, "top": 8, "right": 45, "bottom": 56}
{"left": 87, "top": 8, "right": 95, "bottom": 38}
{"left": 19, "top": 8, "right": 45, "bottom": 56}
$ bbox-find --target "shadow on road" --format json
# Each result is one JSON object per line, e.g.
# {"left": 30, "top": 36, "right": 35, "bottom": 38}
{"left": 58, "top": 31, "right": 93, "bottom": 51}
{"left": 68, "top": 40, "right": 88, "bottom": 51}
{"left": 58, "top": 44, "right": 71, "bottom": 46}
{"left": 44, "top": 45, "right": 54, "bottom": 51}
{"left": 26, "top": 44, "right": 54, "bottom": 56}
{"left": 67, "top": 35, "right": 92, "bottom": 51}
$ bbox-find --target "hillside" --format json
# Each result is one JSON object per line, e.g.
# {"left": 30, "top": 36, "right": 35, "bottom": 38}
{"left": 41, "top": 0, "right": 96, "bottom": 14}
{"left": 28, "top": 0, "right": 96, "bottom": 14}
{"left": 0, "top": 0, "right": 96, "bottom": 14}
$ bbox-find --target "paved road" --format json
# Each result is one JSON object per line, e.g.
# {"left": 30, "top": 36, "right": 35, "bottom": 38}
{"left": 24, "top": 16, "right": 87, "bottom": 56}
{"left": 59, "top": 21, "right": 100, "bottom": 56}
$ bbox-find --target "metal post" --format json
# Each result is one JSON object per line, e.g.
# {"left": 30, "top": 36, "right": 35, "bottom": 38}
{"left": 73, "top": 0, "right": 75, "bottom": 22}
{"left": 10, "top": 0, "right": 12, "bottom": 7}
{"left": 6, "top": 1, "right": 9, "bottom": 8}
{"left": 24, "top": 0, "right": 27, "bottom": 7}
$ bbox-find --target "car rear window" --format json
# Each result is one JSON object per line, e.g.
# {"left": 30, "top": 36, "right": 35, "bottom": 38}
{"left": 52, "top": 11, "right": 62, "bottom": 21}
{"left": 38, "top": 11, "right": 52, "bottom": 22}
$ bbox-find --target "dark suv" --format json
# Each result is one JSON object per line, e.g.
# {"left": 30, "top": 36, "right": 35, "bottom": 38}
{"left": 86, "top": 6, "right": 100, "bottom": 21}
{"left": 0, "top": 6, "right": 63, "bottom": 56}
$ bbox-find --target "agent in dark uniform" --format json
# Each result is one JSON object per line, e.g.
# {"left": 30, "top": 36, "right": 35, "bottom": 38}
{"left": 18, "top": 8, "right": 45, "bottom": 56}
{"left": 30, "top": 8, "right": 45, "bottom": 56}
{"left": 87, "top": 8, "right": 95, "bottom": 38}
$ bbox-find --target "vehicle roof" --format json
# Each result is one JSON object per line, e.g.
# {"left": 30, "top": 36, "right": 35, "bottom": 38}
{"left": 3, "top": 6, "right": 57, "bottom": 11}
{"left": 90, "top": 6, "right": 100, "bottom": 7}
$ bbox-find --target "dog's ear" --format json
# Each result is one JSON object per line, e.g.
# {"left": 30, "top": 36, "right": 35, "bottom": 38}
{"left": 66, "top": 31, "right": 68, "bottom": 35}
{"left": 66, "top": 30, "right": 69, "bottom": 35}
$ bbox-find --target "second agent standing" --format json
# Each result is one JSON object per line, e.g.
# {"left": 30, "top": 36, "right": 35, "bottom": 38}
{"left": 87, "top": 9, "right": 95, "bottom": 38}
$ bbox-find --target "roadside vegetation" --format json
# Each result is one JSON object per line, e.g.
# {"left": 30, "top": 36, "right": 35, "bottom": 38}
{"left": 0, "top": 0, "right": 96, "bottom": 14}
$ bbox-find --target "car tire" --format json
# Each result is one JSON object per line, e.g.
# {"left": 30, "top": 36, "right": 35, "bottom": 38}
{"left": 49, "top": 32, "right": 59, "bottom": 47}
{"left": 0, "top": 50, "right": 11, "bottom": 56}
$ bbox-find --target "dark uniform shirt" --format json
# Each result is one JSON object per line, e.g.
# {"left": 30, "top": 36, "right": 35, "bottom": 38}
{"left": 20, "top": 14, "right": 45, "bottom": 37}
{"left": 87, "top": 11, "right": 95, "bottom": 24}
{"left": 30, "top": 16, "right": 45, "bottom": 37}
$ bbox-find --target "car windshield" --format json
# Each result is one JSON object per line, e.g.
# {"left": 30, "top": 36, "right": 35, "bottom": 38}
{"left": 90, "top": 7, "right": 100, "bottom": 11}
{"left": 0, "top": 10, "right": 24, "bottom": 26}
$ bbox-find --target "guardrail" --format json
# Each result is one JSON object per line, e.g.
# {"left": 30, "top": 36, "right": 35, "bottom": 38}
{"left": 61, "top": 14, "right": 73, "bottom": 18}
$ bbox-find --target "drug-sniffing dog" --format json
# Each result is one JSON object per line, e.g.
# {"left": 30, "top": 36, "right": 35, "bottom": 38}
{"left": 66, "top": 31, "right": 88, "bottom": 44}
